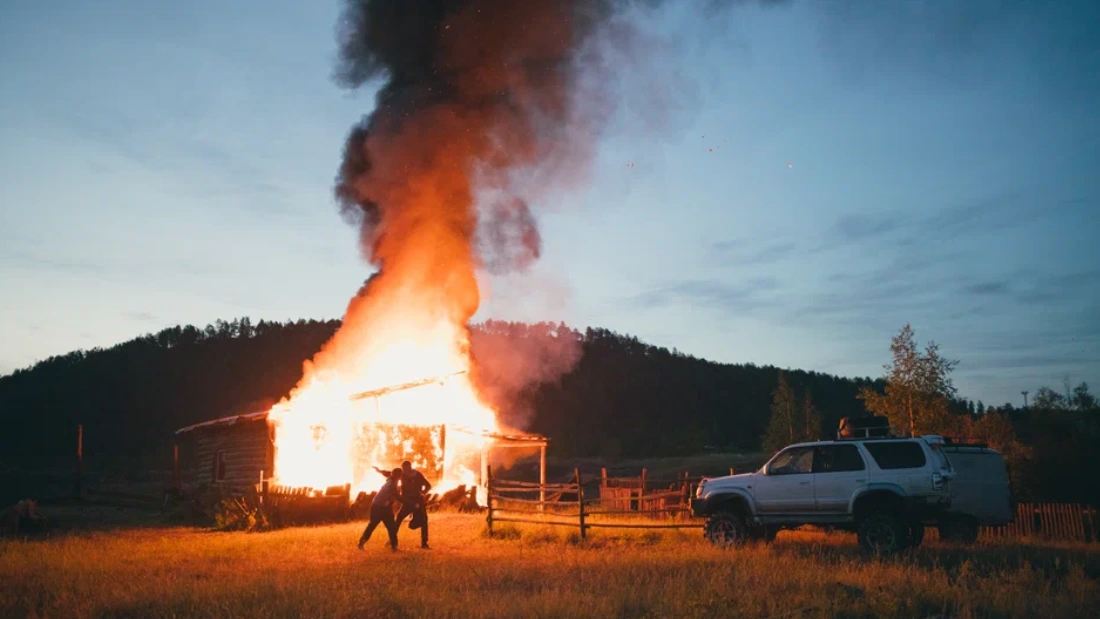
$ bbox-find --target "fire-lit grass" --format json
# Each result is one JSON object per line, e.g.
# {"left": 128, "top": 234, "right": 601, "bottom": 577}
{"left": 2, "top": 514, "right": 1098, "bottom": 618}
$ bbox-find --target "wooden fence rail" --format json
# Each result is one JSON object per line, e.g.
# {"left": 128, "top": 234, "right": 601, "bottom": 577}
{"left": 486, "top": 467, "right": 705, "bottom": 539}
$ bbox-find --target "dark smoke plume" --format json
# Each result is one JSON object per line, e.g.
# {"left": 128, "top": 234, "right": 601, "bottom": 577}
{"left": 317, "top": 0, "right": 784, "bottom": 411}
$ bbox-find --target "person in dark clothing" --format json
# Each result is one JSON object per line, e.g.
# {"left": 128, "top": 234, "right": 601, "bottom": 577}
{"left": 358, "top": 468, "right": 403, "bottom": 551}
{"left": 397, "top": 460, "right": 433, "bottom": 549}
{"left": 377, "top": 460, "right": 433, "bottom": 549}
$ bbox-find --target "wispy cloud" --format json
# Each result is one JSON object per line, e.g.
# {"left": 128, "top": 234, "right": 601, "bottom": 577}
{"left": 828, "top": 211, "right": 909, "bottom": 246}
{"left": 711, "top": 240, "right": 798, "bottom": 267}
{"left": 126, "top": 311, "right": 159, "bottom": 323}
{"left": 633, "top": 277, "right": 781, "bottom": 312}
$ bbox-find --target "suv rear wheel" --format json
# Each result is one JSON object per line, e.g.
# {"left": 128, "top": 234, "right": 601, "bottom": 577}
{"left": 705, "top": 510, "right": 748, "bottom": 548}
{"left": 857, "top": 510, "right": 909, "bottom": 554}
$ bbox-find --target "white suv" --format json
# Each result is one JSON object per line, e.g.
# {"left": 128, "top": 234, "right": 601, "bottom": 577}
{"left": 692, "top": 435, "right": 955, "bottom": 553}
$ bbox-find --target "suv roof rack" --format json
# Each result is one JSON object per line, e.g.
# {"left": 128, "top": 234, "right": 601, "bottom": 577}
{"left": 940, "top": 437, "right": 990, "bottom": 448}
{"left": 834, "top": 433, "right": 905, "bottom": 441}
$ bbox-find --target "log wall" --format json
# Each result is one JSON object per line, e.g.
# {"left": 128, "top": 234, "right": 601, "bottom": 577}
{"left": 187, "top": 420, "right": 273, "bottom": 490}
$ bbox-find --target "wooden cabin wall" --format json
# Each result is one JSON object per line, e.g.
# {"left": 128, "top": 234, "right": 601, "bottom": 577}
{"left": 186, "top": 420, "right": 273, "bottom": 490}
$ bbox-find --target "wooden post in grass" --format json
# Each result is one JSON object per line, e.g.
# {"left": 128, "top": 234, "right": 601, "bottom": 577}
{"left": 539, "top": 443, "right": 547, "bottom": 512}
{"left": 486, "top": 465, "right": 494, "bottom": 536}
{"left": 682, "top": 471, "right": 690, "bottom": 518}
{"left": 172, "top": 443, "right": 180, "bottom": 490}
{"left": 74, "top": 424, "right": 83, "bottom": 501}
{"left": 639, "top": 468, "right": 647, "bottom": 512}
{"left": 730, "top": 467, "right": 735, "bottom": 476}
{"left": 575, "top": 468, "right": 586, "bottom": 540}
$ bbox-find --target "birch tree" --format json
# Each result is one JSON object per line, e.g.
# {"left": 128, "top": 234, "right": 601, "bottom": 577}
{"left": 763, "top": 371, "right": 798, "bottom": 452}
{"left": 858, "top": 324, "right": 958, "bottom": 436}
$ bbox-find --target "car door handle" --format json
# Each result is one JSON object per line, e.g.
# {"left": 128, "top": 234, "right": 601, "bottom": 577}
{"left": 799, "top": 481, "right": 811, "bottom": 485}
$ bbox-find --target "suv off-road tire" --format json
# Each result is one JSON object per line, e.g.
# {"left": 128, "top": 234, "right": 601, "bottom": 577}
{"left": 938, "top": 516, "right": 979, "bottom": 545}
{"left": 857, "top": 511, "right": 909, "bottom": 554}
{"left": 705, "top": 510, "right": 748, "bottom": 548}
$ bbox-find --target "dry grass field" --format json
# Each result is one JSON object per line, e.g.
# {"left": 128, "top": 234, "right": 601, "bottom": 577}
{"left": 2, "top": 513, "right": 1099, "bottom": 619}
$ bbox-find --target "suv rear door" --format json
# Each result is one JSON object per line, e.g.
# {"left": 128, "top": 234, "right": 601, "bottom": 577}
{"left": 812, "top": 444, "right": 868, "bottom": 514}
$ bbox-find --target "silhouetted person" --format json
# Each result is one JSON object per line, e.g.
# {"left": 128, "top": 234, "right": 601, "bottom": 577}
{"left": 373, "top": 462, "right": 432, "bottom": 549}
{"left": 394, "top": 460, "right": 432, "bottom": 549}
{"left": 358, "top": 468, "right": 403, "bottom": 551}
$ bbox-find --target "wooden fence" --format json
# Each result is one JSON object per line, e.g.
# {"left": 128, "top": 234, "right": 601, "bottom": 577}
{"left": 486, "top": 467, "right": 704, "bottom": 539}
{"left": 598, "top": 468, "right": 696, "bottom": 518}
{"left": 258, "top": 482, "right": 351, "bottom": 525}
{"left": 974, "top": 503, "right": 1099, "bottom": 543}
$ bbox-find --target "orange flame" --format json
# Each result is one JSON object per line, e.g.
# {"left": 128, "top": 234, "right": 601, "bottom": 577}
{"left": 268, "top": 309, "right": 497, "bottom": 497}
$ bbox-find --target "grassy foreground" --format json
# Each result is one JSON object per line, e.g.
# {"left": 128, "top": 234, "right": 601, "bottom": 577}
{"left": 2, "top": 514, "right": 1098, "bottom": 618}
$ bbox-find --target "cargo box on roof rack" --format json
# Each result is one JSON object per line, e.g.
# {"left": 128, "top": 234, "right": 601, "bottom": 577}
{"left": 836, "top": 415, "right": 894, "bottom": 439}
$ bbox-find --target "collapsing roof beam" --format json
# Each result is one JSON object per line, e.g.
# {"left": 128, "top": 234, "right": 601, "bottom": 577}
{"left": 347, "top": 370, "right": 467, "bottom": 402}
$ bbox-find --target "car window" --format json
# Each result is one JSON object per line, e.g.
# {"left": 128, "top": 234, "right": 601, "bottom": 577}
{"left": 813, "top": 444, "right": 865, "bottom": 473}
{"left": 768, "top": 447, "right": 814, "bottom": 475}
{"left": 929, "top": 444, "right": 951, "bottom": 470}
{"left": 863, "top": 441, "right": 927, "bottom": 469}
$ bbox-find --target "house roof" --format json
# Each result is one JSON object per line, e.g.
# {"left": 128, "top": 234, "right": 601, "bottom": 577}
{"left": 174, "top": 411, "right": 270, "bottom": 435}
{"left": 449, "top": 426, "right": 549, "bottom": 446}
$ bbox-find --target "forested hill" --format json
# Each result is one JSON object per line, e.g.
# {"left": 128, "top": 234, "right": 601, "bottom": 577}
{"left": 0, "top": 318, "right": 877, "bottom": 470}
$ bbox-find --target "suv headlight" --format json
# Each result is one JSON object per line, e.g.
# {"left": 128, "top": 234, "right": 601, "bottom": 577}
{"left": 696, "top": 478, "right": 708, "bottom": 498}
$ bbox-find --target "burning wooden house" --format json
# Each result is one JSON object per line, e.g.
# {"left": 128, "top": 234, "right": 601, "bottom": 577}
{"left": 172, "top": 374, "right": 547, "bottom": 502}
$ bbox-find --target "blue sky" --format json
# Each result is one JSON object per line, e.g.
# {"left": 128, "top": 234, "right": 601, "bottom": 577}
{"left": 1, "top": 0, "right": 1097, "bottom": 407}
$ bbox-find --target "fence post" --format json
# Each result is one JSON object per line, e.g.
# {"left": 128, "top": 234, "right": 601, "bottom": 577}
{"left": 639, "top": 468, "right": 647, "bottom": 512}
{"left": 575, "top": 468, "right": 586, "bottom": 540}
{"left": 486, "top": 465, "right": 494, "bottom": 536}
{"left": 172, "top": 443, "right": 180, "bottom": 490}
{"left": 682, "top": 471, "right": 690, "bottom": 520}
{"left": 74, "top": 424, "right": 83, "bottom": 501}
{"left": 539, "top": 444, "right": 547, "bottom": 512}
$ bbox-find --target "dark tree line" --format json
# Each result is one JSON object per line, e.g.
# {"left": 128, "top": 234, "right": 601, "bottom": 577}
{"left": 0, "top": 317, "right": 878, "bottom": 473}
{"left": 4, "top": 317, "right": 1096, "bottom": 502}
{"left": 0, "top": 318, "right": 341, "bottom": 471}
{"left": 477, "top": 323, "right": 874, "bottom": 458}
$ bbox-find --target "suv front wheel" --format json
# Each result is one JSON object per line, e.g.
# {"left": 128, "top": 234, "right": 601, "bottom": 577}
{"left": 705, "top": 510, "right": 748, "bottom": 548}
{"left": 857, "top": 511, "right": 909, "bottom": 554}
